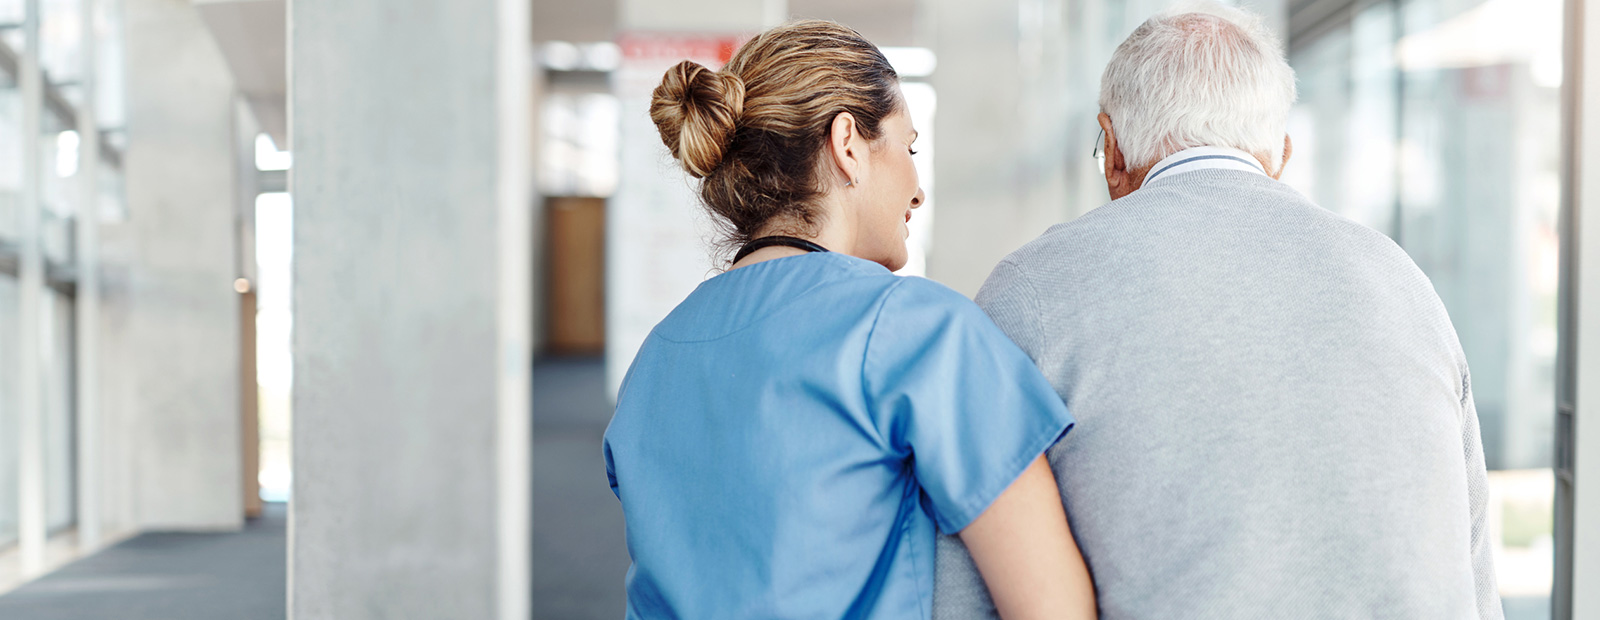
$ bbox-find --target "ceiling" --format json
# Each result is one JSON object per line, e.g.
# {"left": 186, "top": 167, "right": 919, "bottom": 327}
{"left": 534, "top": 0, "right": 921, "bottom": 46}
{"left": 190, "top": 0, "right": 922, "bottom": 147}
{"left": 194, "top": 0, "right": 287, "bottom": 145}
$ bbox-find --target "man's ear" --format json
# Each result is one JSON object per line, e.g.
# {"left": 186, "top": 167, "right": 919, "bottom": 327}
{"left": 828, "top": 112, "right": 862, "bottom": 186}
{"left": 1099, "top": 112, "right": 1133, "bottom": 195}
{"left": 1274, "top": 134, "right": 1293, "bottom": 179}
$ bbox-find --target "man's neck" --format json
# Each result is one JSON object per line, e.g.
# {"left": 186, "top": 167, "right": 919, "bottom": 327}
{"left": 1138, "top": 145, "right": 1271, "bottom": 188}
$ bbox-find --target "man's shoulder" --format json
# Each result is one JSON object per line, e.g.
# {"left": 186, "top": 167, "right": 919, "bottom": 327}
{"left": 1001, "top": 173, "right": 1405, "bottom": 276}
{"left": 995, "top": 175, "right": 1199, "bottom": 267}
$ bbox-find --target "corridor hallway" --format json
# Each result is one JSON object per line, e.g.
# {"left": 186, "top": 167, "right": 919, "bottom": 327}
{"left": 0, "top": 359, "right": 628, "bottom": 619}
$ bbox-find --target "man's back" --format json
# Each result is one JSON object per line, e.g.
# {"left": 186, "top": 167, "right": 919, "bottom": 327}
{"left": 934, "top": 169, "right": 1501, "bottom": 619}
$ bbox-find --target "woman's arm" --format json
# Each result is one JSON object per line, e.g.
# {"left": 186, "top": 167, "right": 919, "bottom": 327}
{"left": 959, "top": 455, "right": 1096, "bottom": 620}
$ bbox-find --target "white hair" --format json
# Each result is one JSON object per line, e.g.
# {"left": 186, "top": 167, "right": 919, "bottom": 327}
{"left": 1098, "top": 0, "right": 1297, "bottom": 171}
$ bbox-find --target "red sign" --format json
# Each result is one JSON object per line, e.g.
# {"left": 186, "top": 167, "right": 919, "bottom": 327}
{"left": 617, "top": 33, "right": 750, "bottom": 67}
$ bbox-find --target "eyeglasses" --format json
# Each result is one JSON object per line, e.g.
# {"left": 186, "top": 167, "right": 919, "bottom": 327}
{"left": 1092, "top": 128, "right": 1106, "bottom": 175}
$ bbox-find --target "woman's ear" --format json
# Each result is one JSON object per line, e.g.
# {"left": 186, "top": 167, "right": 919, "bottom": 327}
{"left": 828, "top": 112, "right": 862, "bottom": 187}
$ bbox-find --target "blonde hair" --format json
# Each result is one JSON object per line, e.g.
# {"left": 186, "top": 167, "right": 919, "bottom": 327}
{"left": 649, "top": 20, "right": 901, "bottom": 255}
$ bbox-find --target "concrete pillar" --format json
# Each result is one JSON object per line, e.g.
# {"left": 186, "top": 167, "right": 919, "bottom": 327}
{"left": 105, "top": 0, "right": 243, "bottom": 530}
{"left": 605, "top": 0, "right": 781, "bottom": 397}
{"left": 288, "top": 0, "right": 532, "bottom": 617}
{"left": 18, "top": 0, "right": 47, "bottom": 578}
{"left": 74, "top": 0, "right": 102, "bottom": 553}
{"left": 1558, "top": 0, "right": 1600, "bottom": 615}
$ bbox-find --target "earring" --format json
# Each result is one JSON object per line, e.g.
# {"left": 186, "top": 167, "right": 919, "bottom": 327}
{"left": 845, "top": 179, "right": 858, "bottom": 188}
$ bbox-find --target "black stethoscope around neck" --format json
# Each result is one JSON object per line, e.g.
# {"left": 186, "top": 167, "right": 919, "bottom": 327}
{"left": 732, "top": 236, "right": 831, "bottom": 264}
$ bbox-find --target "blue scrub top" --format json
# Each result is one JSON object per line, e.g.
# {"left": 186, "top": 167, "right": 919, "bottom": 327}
{"left": 603, "top": 252, "right": 1074, "bottom": 619}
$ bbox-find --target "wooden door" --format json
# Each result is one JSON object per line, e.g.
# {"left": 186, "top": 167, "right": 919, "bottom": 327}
{"left": 544, "top": 197, "right": 606, "bottom": 355}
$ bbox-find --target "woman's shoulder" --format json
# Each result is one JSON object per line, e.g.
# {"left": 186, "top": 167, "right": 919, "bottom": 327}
{"left": 648, "top": 253, "right": 910, "bottom": 343}
{"left": 883, "top": 274, "right": 972, "bottom": 303}
{"left": 867, "top": 275, "right": 1001, "bottom": 343}
{"left": 878, "top": 275, "right": 985, "bottom": 316}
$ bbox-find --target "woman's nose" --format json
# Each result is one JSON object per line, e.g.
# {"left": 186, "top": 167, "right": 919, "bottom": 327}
{"left": 911, "top": 188, "right": 926, "bottom": 208}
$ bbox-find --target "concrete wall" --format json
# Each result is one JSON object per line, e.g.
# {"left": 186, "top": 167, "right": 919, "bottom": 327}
{"left": 289, "top": 0, "right": 532, "bottom": 617}
{"left": 97, "top": 0, "right": 243, "bottom": 532}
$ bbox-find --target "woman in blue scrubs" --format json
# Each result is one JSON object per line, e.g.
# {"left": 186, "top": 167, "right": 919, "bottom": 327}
{"left": 603, "top": 20, "right": 1096, "bottom": 620}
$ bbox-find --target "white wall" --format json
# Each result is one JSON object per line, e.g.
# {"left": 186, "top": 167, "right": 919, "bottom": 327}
{"left": 604, "top": 0, "right": 782, "bottom": 397}
{"left": 926, "top": 0, "right": 1076, "bottom": 297}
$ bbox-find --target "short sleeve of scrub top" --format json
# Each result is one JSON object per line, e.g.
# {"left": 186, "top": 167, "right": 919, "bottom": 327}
{"left": 864, "top": 277, "right": 1075, "bottom": 534}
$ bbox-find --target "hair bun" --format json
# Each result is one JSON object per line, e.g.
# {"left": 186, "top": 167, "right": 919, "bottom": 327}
{"left": 649, "top": 60, "right": 746, "bottom": 178}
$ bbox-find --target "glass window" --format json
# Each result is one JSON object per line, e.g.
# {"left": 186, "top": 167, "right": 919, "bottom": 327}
{"left": 255, "top": 133, "right": 290, "bottom": 171}
{"left": 0, "top": 276, "right": 18, "bottom": 548}
{"left": 0, "top": 0, "right": 19, "bottom": 553}
{"left": 40, "top": 122, "right": 75, "bottom": 264}
{"left": 42, "top": 289, "right": 72, "bottom": 533}
{"left": 1285, "top": 3, "right": 1400, "bottom": 236}
{"left": 96, "top": 156, "right": 122, "bottom": 223}
{"left": 255, "top": 192, "right": 293, "bottom": 502}
{"left": 1284, "top": 27, "right": 1356, "bottom": 230}
{"left": 39, "top": 0, "right": 83, "bottom": 106}
{"left": 1288, "top": 0, "right": 1562, "bottom": 615}
{"left": 1346, "top": 2, "right": 1401, "bottom": 233}
{"left": 93, "top": 0, "right": 123, "bottom": 133}
{"left": 539, "top": 91, "right": 619, "bottom": 198}
{"left": 0, "top": 0, "right": 22, "bottom": 25}
{"left": 94, "top": 0, "right": 125, "bottom": 227}
{"left": 0, "top": 76, "right": 19, "bottom": 242}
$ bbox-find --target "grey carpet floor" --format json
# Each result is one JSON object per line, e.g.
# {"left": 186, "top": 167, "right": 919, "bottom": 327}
{"left": 531, "top": 356, "right": 630, "bottom": 620}
{"left": 0, "top": 357, "right": 631, "bottom": 620}
{"left": 0, "top": 502, "right": 286, "bottom": 620}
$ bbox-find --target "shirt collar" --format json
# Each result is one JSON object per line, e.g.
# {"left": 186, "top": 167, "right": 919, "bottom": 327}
{"left": 1140, "top": 145, "right": 1268, "bottom": 187}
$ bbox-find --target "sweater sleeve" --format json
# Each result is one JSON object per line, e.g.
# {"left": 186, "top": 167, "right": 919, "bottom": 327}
{"left": 1459, "top": 371, "right": 1505, "bottom": 619}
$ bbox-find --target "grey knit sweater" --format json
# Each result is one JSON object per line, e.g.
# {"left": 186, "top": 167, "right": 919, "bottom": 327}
{"left": 933, "top": 170, "right": 1503, "bottom": 619}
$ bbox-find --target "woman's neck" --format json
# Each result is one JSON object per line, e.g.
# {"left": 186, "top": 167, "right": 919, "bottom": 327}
{"left": 731, "top": 216, "right": 855, "bottom": 270}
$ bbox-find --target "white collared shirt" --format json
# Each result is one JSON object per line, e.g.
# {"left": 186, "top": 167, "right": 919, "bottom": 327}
{"left": 1140, "top": 145, "right": 1268, "bottom": 187}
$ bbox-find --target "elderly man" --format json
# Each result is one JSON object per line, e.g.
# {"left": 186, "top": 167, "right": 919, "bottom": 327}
{"left": 934, "top": 2, "right": 1503, "bottom": 618}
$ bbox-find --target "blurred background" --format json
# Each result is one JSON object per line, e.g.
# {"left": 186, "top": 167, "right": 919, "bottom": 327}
{"left": 0, "top": 0, "right": 1588, "bottom": 618}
